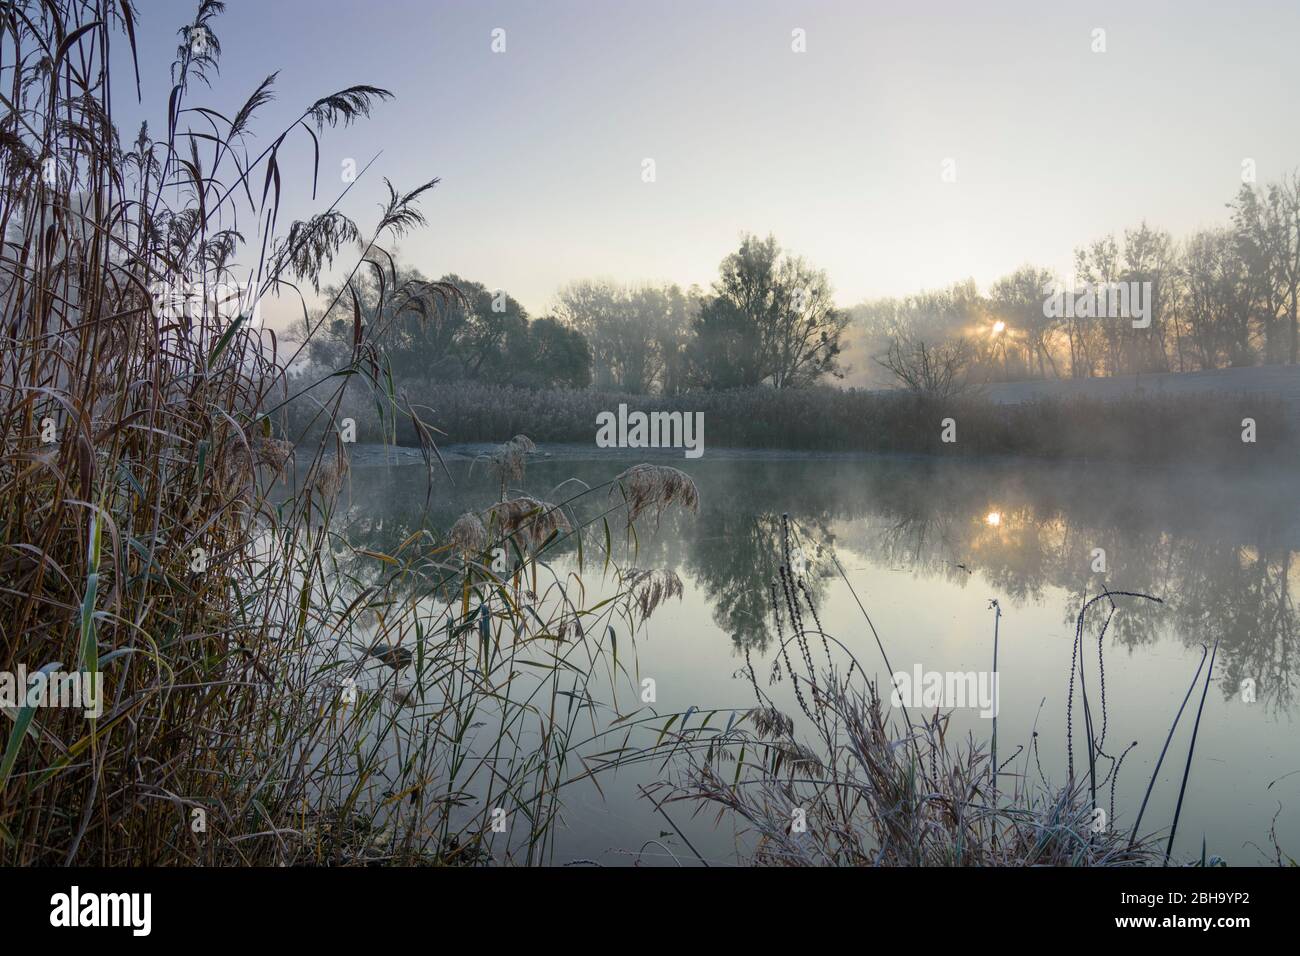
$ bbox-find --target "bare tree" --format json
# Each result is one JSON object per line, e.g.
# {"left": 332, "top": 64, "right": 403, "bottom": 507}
{"left": 554, "top": 279, "right": 686, "bottom": 392}
{"left": 990, "top": 265, "right": 1058, "bottom": 379}
{"left": 1231, "top": 172, "right": 1300, "bottom": 365}
{"left": 876, "top": 336, "right": 973, "bottom": 399}
{"left": 1178, "top": 228, "right": 1254, "bottom": 369}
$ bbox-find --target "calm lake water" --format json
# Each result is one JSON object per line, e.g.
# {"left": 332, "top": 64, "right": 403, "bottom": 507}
{"left": 334, "top": 445, "right": 1299, "bottom": 865}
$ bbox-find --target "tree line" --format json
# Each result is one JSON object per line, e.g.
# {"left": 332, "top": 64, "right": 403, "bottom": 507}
{"left": 861, "top": 171, "right": 1300, "bottom": 392}
{"left": 303, "top": 234, "right": 849, "bottom": 393}
{"left": 304, "top": 171, "right": 1300, "bottom": 396}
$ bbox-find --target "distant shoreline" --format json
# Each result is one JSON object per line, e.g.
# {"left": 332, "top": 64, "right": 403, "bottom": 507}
{"left": 334, "top": 443, "right": 1285, "bottom": 482}
{"left": 290, "top": 377, "right": 1298, "bottom": 466}
{"left": 979, "top": 362, "right": 1300, "bottom": 420}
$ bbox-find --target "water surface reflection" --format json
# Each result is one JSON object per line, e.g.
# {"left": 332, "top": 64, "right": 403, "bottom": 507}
{"left": 331, "top": 449, "right": 1299, "bottom": 861}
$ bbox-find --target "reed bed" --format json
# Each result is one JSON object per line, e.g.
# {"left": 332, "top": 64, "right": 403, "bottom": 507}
{"left": 643, "top": 517, "right": 1229, "bottom": 866}
{"left": 0, "top": 0, "right": 695, "bottom": 866}
{"left": 288, "top": 380, "right": 1294, "bottom": 465}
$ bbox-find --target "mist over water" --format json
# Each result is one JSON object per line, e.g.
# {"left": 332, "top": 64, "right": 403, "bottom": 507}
{"left": 333, "top": 447, "right": 1300, "bottom": 864}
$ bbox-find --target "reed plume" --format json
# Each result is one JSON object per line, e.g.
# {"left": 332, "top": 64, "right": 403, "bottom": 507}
{"left": 484, "top": 495, "right": 571, "bottom": 549}
{"left": 448, "top": 511, "right": 488, "bottom": 556}
{"left": 623, "top": 568, "right": 684, "bottom": 620}
{"left": 613, "top": 463, "right": 701, "bottom": 524}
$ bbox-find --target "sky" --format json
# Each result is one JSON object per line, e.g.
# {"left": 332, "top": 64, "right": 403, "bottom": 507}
{"left": 114, "top": 0, "right": 1300, "bottom": 323}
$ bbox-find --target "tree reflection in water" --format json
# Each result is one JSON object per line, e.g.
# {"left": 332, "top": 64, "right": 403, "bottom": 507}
{"left": 328, "top": 451, "right": 1299, "bottom": 715}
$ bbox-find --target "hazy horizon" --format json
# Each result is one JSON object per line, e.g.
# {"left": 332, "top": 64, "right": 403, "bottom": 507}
{"left": 110, "top": 0, "right": 1300, "bottom": 322}
{"left": 7, "top": 0, "right": 1300, "bottom": 884}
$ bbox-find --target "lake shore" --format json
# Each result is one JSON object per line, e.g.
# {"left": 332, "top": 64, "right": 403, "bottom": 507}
{"left": 297, "top": 376, "right": 1298, "bottom": 467}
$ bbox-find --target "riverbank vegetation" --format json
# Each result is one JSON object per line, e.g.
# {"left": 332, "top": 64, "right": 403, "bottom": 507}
{"left": 292, "top": 186, "right": 1300, "bottom": 398}
{"left": 1, "top": 1, "right": 1288, "bottom": 868}
{"left": 288, "top": 379, "right": 1294, "bottom": 465}
{"left": 651, "top": 520, "right": 1248, "bottom": 867}
{"left": 0, "top": 0, "right": 668, "bottom": 865}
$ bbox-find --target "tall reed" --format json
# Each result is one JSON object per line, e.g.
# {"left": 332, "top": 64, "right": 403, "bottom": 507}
{"left": 0, "top": 0, "right": 673, "bottom": 865}
{"left": 648, "top": 519, "right": 1209, "bottom": 866}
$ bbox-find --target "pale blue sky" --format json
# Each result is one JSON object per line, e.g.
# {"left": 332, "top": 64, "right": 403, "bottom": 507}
{"left": 118, "top": 0, "right": 1300, "bottom": 320}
